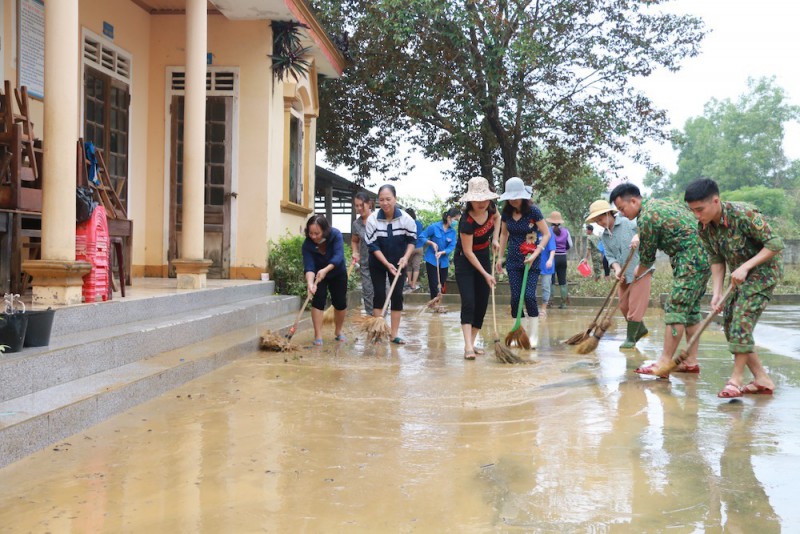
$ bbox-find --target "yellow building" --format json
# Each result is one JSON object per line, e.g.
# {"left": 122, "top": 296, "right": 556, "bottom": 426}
{"left": 0, "top": 0, "right": 345, "bottom": 305}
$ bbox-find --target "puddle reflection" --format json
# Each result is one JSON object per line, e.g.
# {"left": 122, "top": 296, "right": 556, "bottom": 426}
{"left": 0, "top": 306, "right": 798, "bottom": 531}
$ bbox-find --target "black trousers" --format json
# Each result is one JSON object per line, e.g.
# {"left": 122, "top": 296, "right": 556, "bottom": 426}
{"left": 454, "top": 253, "right": 491, "bottom": 329}
{"left": 369, "top": 256, "right": 405, "bottom": 311}
{"left": 311, "top": 272, "right": 348, "bottom": 311}
{"left": 425, "top": 261, "right": 448, "bottom": 299}
{"left": 553, "top": 254, "right": 568, "bottom": 286}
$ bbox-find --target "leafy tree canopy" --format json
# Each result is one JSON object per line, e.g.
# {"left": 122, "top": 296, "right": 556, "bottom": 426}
{"left": 312, "top": 0, "right": 706, "bottom": 198}
{"left": 657, "top": 76, "right": 800, "bottom": 197}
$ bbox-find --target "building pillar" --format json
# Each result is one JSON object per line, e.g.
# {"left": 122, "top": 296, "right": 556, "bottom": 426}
{"left": 24, "top": 0, "right": 91, "bottom": 306}
{"left": 174, "top": 0, "right": 211, "bottom": 288}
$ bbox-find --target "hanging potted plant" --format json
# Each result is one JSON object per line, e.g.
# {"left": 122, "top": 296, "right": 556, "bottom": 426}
{"left": 270, "top": 21, "right": 312, "bottom": 82}
{"left": 0, "top": 293, "right": 28, "bottom": 354}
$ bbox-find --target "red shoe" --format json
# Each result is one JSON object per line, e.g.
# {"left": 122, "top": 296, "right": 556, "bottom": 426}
{"left": 718, "top": 381, "right": 743, "bottom": 398}
{"left": 634, "top": 362, "right": 668, "bottom": 379}
{"left": 740, "top": 381, "right": 774, "bottom": 395}
{"left": 675, "top": 364, "right": 700, "bottom": 373}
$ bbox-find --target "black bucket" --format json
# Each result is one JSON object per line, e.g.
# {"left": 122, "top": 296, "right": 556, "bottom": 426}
{"left": 23, "top": 308, "right": 56, "bottom": 347}
{"left": 0, "top": 313, "right": 29, "bottom": 353}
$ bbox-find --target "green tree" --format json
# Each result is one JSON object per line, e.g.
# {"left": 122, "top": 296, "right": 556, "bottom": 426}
{"left": 538, "top": 167, "right": 609, "bottom": 240}
{"left": 669, "top": 77, "right": 800, "bottom": 194}
{"left": 400, "top": 194, "right": 451, "bottom": 227}
{"left": 312, "top": 0, "right": 706, "bottom": 196}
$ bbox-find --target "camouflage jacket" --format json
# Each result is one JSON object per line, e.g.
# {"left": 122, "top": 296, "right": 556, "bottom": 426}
{"left": 638, "top": 198, "right": 708, "bottom": 272}
{"left": 697, "top": 201, "right": 784, "bottom": 290}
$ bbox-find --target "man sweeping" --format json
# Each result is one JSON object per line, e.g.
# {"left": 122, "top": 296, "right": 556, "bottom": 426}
{"left": 586, "top": 200, "right": 652, "bottom": 349}
{"left": 610, "top": 183, "right": 710, "bottom": 377}
{"left": 684, "top": 178, "right": 780, "bottom": 398}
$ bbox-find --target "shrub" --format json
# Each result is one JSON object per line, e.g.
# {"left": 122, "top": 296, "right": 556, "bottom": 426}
{"left": 267, "top": 233, "right": 357, "bottom": 305}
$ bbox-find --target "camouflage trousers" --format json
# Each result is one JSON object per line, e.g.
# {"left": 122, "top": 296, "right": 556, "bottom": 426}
{"left": 723, "top": 283, "right": 774, "bottom": 354}
{"left": 590, "top": 251, "right": 604, "bottom": 278}
{"left": 358, "top": 263, "right": 374, "bottom": 314}
{"left": 663, "top": 255, "right": 710, "bottom": 326}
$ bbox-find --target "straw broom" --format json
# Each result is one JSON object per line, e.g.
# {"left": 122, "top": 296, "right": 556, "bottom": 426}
{"left": 260, "top": 291, "right": 312, "bottom": 351}
{"left": 491, "top": 253, "right": 526, "bottom": 364}
{"left": 418, "top": 256, "right": 446, "bottom": 315}
{"left": 565, "top": 248, "right": 637, "bottom": 345}
{"left": 361, "top": 267, "right": 403, "bottom": 343}
{"left": 322, "top": 259, "right": 358, "bottom": 325}
{"left": 651, "top": 283, "right": 735, "bottom": 376}
{"left": 504, "top": 254, "right": 533, "bottom": 349}
{"left": 575, "top": 270, "right": 646, "bottom": 354}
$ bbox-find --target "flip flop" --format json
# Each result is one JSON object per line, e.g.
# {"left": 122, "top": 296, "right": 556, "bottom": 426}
{"left": 312, "top": 339, "right": 323, "bottom": 346}
{"left": 474, "top": 348, "right": 485, "bottom": 355}
{"left": 335, "top": 334, "right": 347, "bottom": 342}
{"left": 675, "top": 364, "right": 700, "bottom": 373}
{"left": 717, "top": 381, "right": 743, "bottom": 398}
{"left": 634, "top": 362, "right": 668, "bottom": 379}
{"left": 464, "top": 350, "right": 476, "bottom": 360}
{"left": 391, "top": 337, "right": 406, "bottom": 345}
{"left": 740, "top": 381, "right": 774, "bottom": 395}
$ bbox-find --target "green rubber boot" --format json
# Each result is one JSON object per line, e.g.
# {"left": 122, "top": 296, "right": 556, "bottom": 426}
{"left": 620, "top": 321, "right": 642, "bottom": 349}
{"left": 558, "top": 285, "right": 568, "bottom": 309}
{"left": 635, "top": 321, "right": 649, "bottom": 342}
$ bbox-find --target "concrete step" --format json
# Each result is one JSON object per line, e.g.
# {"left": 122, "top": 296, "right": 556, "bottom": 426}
{"left": 49, "top": 280, "right": 275, "bottom": 337}
{"left": 0, "top": 310, "right": 306, "bottom": 468}
{"left": 0, "top": 291, "right": 296, "bottom": 403}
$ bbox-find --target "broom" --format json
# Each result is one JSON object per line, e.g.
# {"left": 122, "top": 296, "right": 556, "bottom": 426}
{"left": 260, "top": 290, "right": 312, "bottom": 351}
{"left": 322, "top": 259, "right": 358, "bottom": 325}
{"left": 565, "top": 248, "right": 637, "bottom": 345}
{"left": 504, "top": 254, "right": 533, "bottom": 349}
{"left": 575, "top": 269, "right": 647, "bottom": 354}
{"left": 361, "top": 266, "right": 403, "bottom": 343}
{"left": 491, "top": 252, "right": 526, "bottom": 364}
{"left": 651, "top": 283, "right": 735, "bottom": 376}
{"left": 419, "top": 256, "right": 446, "bottom": 314}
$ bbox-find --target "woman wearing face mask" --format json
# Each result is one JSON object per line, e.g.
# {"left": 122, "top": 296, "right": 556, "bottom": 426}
{"left": 302, "top": 214, "right": 348, "bottom": 346}
{"left": 546, "top": 211, "right": 572, "bottom": 309}
{"left": 351, "top": 192, "right": 376, "bottom": 314}
{"left": 364, "top": 184, "right": 417, "bottom": 344}
{"left": 420, "top": 207, "right": 461, "bottom": 299}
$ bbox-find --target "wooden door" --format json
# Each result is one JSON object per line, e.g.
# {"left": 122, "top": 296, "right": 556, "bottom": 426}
{"left": 168, "top": 95, "right": 232, "bottom": 278}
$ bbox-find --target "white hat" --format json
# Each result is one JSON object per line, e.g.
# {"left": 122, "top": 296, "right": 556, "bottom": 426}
{"left": 460, "top": 176, "right": 500, "bottom": 203}
{"left": 498, "top": 177, "right": 533, "bottom": 201}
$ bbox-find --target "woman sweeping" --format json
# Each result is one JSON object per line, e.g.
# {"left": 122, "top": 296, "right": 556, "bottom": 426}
{"left": 454, "top": 177, "right": 500, "bottom": 360}
{"left": 302, "top": 215, "right": 348, "bottom": 346}
{"left": 351, "top": 192, "right": 375, "bottom": 314}
{"left": 364, "top": 184, "right": 417, "bottom": 344}
{"left": 547, "top": 211, "right": 572, "bottom": 309}
{"left": 496, "top": 178, "right": 550, "bottom": 348}
{"left": 420, "top": 207, "right": 460, "bottom": 300}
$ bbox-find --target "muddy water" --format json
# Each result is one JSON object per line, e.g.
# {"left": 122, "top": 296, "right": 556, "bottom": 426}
{"left": 1, "top": 307, "right": 799, "bottom": 532}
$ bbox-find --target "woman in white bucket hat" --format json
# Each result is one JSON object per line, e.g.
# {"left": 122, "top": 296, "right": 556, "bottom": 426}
{"left": 496, "top": 177, "right": 550, "bottom": 349}
{"left": 454, "top": 177, "right": 500, "bottom": 360}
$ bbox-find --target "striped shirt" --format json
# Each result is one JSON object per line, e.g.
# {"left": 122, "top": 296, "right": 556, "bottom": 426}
{"left": 365, "top": 207, "right": 417, "bottom": 263}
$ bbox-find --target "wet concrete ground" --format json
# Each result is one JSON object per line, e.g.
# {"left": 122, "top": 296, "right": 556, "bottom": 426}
{"left": 1, "top": 305, "right": 799, "bottom": 532}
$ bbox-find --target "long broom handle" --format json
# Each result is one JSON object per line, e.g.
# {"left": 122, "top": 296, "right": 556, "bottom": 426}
{"left": 288, "top": 291, "right": 314, "bottom": 336}
{"left": 510, "top": 254, "right": 534, "bottom": 330}
{"left": 491, "top": 250, "right": 499, "bottom": 337}
{"left": 591, "top": 247, "right": 638, "bottom": 326}
{"left": 671, "top": 283, "right": 735, "bottom": 364}
{"left": 381, "top": 265, "right": 404, "bottom": 318}
{"left": 596, "top": 264, "right": 650, "bottom": 331}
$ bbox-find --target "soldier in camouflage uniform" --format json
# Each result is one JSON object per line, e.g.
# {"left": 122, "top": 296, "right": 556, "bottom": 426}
{"left": 685, "top": 178, "right": 780, "bottom": 398}
{"left": 610, "top": 183, "right": 711, "bottom": 376}
{"left": 584, "top": 225, "right": 604, "bottom": 280}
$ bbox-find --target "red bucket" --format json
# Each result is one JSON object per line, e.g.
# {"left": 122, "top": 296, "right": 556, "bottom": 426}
{"left": 577, "top": 260, "right": 592, "bottom": 278}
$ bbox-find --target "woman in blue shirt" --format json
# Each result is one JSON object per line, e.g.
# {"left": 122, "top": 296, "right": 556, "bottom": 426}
{"left": 538, "top": 230, "right": 557, "bottom": 317}
{"left": 420, "top": 207, "right": 460, "bottom": 299}
{"left": 302, "top": 215, "right": 348, "bottom": 346}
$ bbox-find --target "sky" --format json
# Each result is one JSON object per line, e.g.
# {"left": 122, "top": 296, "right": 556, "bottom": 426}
{"left": 325, "top": 0, "right": 800, "bottom": 201}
